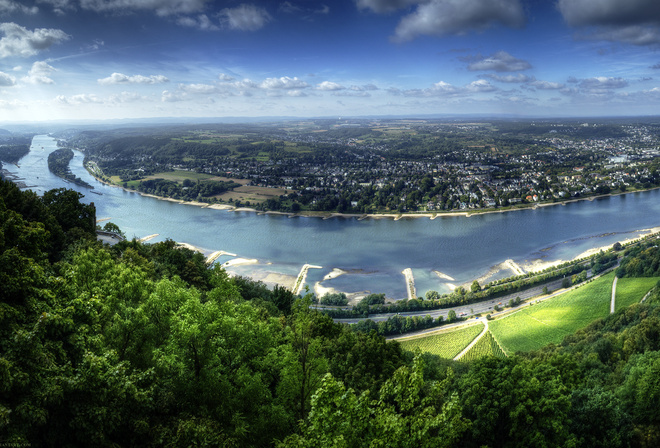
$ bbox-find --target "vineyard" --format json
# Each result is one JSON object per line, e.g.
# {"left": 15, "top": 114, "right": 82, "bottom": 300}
{"left": 489, "top": 272, "right": 614, "bottom": 354}
{"left": 459, "top": 331, "right": 506, "bottom": 362}
{"left": 398, "top": 323, "right": 484, "bottom": 359}
{"left": 614, "top": 277, "right": 659, "bottom": 311}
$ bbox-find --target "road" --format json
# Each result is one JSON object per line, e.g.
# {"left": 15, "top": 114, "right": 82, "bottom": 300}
{"left": 337, "top": 276, "right": 570, "bottom": 325}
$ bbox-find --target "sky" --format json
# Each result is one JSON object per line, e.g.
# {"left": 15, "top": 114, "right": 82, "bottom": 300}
{"left": 1, "top": 0, "right": 660, "bottom": 122}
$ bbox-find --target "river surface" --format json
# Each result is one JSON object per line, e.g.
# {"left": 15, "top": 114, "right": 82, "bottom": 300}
{"left": 3, "top": 135, "right": 660, "bottom": 299}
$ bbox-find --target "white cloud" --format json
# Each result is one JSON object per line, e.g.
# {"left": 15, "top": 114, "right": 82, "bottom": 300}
{"left": 23, "top": 61, "right": 56, "bottom": 84}
{"left": 287, "top": 90, "right": 307, "bottom": 97}
{"left": 397, "top": 80, "right": 461, "bottom": 97}
{"left": 260, "top": 76, "right": 309, "bottom": 89}
{"left": 356, "top": 0, "right": 418, "bottom": 14}
{"left": 56, "top": 93, "right": 102, "bottom": 105}
{"left": 466, "top": 79, "right": 497, "bottom": 92}
{"left": 0, "top": 98, "right": 24, "bottom": 109}
{"left": 0, "top": 22, "right": 70, "bottom": 58}
{"left": 530, "top": 80, "right": 565, "bottom": 90}
{"left": 219, "top": 4, "right": 271, "bottom": 31}
{"left": 316, "top": 4, "right": 330, "bottom": 14}
{"left": 484, "top": 73, "right": 533, "bottom": 83}
{"left": 279, "top": 2, "right": 302, "bottom": 14}
{"left": 317, "top": 81, "right": 345, "bottom": 91}
{"left": 179, "top": 83, "right": 218, "bottom": 94}
{"left": 466, "top": 51, "right": 531, "bottom": 72}
{"left": 98, "top": 73, "right": 169, "bottom": 85}
{"left": 109, "top": 91, "right": 145, "bottom": 103}
{"left": 0, "top": 0, "right": 38, "bottom": 15}
{"left": 231, "top": 78, "right": 258, "bottom": 89}
{"left": 334, "top": 90, "right": 372, "bottom": 97}
{"left": 0, "top": 70, "right": 15, "bottom": 86}
{"left": 161, "top": 90, "right": 187, "bottom": 102}
{"left": 280, "top": 1, "right": 329, "bottom": 19}
{"left": 392, "top": 0, "right": 525, "bottom": 42}
{"left": 579, "top": 76, "right": 628, "bottom": 92}
{"left": 395, "top": 79, "right": 501, "bottom": 97}
{"left": 351, "top": 83, "right": 379, "bottom": 91}
{"left": 84, "top": 38, "right": 104, "bottom": 51}
{"left": 37, "top": 0, "right": 74, "bottom": 15}
{"left": 177, "top": 14, "right": 219, "bottom": 31}
{"left": 80, "top": 0, "right": 209, "bottom": 17}
{"left": 218, "top": 73, "right": 235, "bottom": 81}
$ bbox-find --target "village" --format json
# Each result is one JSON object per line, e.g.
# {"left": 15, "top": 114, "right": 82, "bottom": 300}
{"left": 71, "top": 119, "right": 660, "bottom": 214}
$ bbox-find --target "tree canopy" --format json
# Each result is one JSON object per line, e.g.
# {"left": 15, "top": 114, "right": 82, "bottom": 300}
{"left": 2, "top": 178, "right": 660, "bottom": 447}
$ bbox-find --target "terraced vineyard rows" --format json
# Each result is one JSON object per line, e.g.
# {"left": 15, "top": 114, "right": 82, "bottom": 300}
{"left": 398, "top": 323, "right": 484, "bottom": 359}
{"left": 459, "top": 331, "right": 506, "bottom": 362}
{"left": 614, "top": 277, "right": 659, "bottom": 311}
{"left": 489, "top": 272, "right": 614, "bottom": 354}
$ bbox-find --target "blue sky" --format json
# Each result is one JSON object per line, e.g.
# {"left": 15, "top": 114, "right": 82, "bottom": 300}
{"left": 1, "top": 0, "right": 660, "bottom": 121}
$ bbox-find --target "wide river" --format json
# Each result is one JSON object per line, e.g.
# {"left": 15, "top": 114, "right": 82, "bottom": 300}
{"left": 4, "top": 135, "right": 660, "bottom": 299}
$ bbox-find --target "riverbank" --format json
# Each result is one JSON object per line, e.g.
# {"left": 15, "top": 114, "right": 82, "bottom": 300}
{"left": 89, "top": 169, "right": 660, "bottom": 222}
{"left": 78, "top": 165, "right": 660, "bottom": 300}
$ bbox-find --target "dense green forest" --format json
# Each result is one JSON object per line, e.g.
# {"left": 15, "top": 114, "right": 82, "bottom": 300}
{"left": 3, "top": 177, "right": 660, "bottom": 447}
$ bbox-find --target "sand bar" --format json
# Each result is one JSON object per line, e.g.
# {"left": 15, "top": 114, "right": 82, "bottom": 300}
{"left": 293, "top": 264, "right": 323, "bottom": 295}
{"left": 323, "top": 268, "right": 346, "bottom": 281}
{"left": 262, "top": 272, "right": 296, "bottom": 290}
{"left": 402, "top": 268, "right": 416, "bottom": 300}
{"left": 223, "top": 257, "right": 259, "bottom": 267}
{"left": 139, "top": 233, "right": 159, "bottom": 242}
{"left": 206, "top": 250, "right": 238, "bottom": 264}
{"left": 433, "top": 270, "right": 455, "bottom": 281}
{"left": 504, "top": 259, "right": 525, "bottom": 276}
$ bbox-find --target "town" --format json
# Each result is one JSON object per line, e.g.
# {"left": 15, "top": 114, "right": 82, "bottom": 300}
{"left": 65, "top": 118, "right": 660, "bottom": 214}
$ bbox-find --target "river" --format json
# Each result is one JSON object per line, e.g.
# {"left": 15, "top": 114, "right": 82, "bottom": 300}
{"left": 3, "top": 134, "right": 660, "bottom": 300}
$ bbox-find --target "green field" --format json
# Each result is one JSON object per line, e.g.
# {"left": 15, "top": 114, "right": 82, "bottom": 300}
{"left": 459, "top": 331, "right": 506, "bottom": 362}
{"left": 615, "top": 277, "right": 659, "bottom": 311}
{"left": 398, "top": 323, "right": 484, "bottom": 359}
{"left": 489, "top": 272, "right": 615, "bottom": 354}
{"left": 145, "top": 171, "right": 214, "bottom": 182}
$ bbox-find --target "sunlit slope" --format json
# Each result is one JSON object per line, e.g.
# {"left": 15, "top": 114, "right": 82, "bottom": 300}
{"left": 490, "top": 273, "right": 615, "bottom": 354}
{"left": 615, "top": 277, "right": 660, "bottom": 311}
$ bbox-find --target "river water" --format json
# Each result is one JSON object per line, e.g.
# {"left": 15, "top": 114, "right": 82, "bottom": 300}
{"left": 4, "top": 135, "right": 660, "bottom": 299}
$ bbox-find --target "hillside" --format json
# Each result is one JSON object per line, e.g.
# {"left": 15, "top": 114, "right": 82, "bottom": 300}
{"left": 2, "top": 178, "right": 660, "bottom": 447}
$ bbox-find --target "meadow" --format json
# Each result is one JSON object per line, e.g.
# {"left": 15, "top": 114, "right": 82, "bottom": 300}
{"left": 398, "top": 323, "right": 484, "bottom": 359}
{"left": 489, "top": 273, "right": 615, "bottom": 354}
{"left": 614, "top": 277, "right": 660, "bottom": 311}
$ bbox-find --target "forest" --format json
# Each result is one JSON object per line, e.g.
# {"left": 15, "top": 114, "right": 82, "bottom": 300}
{"left": 47, "top": 148, "right": 94, "bottom": 189}
{"left": 3, "top": 177, "right": 660, "bottom": 447}
{"left": 0, "top": 145, "right": 30, "bottom": 165}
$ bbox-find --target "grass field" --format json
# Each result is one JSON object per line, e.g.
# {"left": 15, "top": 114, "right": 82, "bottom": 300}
{"left": 215, "top": 185, "right": 289, "bottom": 204}
{"left": 489, "top": 272, "right": 615, "bottom": 355}
{"left": 459, "top": 331, "right": 506, "bottom": 362}
{"left": 398, "top": 323, "right": 484, "bottom": 359}
{"left": 145, "top": 171, "right": 214, "bottom": 182}
{"left": 615, "top": 277, "right": 659, "bottom": 311}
